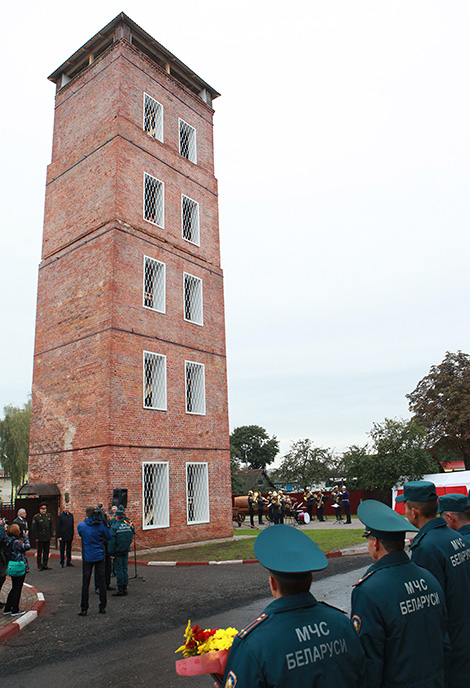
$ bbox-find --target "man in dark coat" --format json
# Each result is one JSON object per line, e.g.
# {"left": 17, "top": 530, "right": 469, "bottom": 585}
{"left": 351, "top": 499, "right": 448, "bottom": 688}
{"left": 12, "top": 509, "right": 29, "bottom": 536}
{"left": 32, "top": 503, "right": 53, "bottom": 570}
{"left": 398, "top": 480, "right": 470, "bottom": 688}
{"left": 222, "top": 524, "right": 364, "bottom": 687}
{"left": 56, "top": 504, "right": 74, "bottom": 567}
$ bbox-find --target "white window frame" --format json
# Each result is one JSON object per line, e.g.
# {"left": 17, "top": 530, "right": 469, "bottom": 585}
{"left": 142, "top": 462, "right": 170, "bottom": 529}
{"left": 183, "top": 272, "right": 203, "bottom": 326}
{"left": 143, "top": 351, "right": 167, "bottom": 411}
{"left": 143, "top": 256, "right": 166, "bottom": 313}
{"left": 179, "top": 118, "right": 197, "bottom": 164}
{"left": 186, "top": 462, "right": 209, "bottom": 525}
{"left": 181, "top": 194, "right": 200, "bottom": 246}
{"left": 185, "top": 360, "right": 206, "bottom": 415}
{"left": 143, "top": 93, "right": 164, "bottom": 142}
{"left": 143, "top": 172, "right": 165, "bottom": 228}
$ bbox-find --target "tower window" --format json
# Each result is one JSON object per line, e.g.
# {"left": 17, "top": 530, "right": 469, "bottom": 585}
{"left": 179, "top": 119, "right": 197, "bottom": 163}
{"left": 143, "top": 462, "right": 169, "bottom": 529}
{"left": 184, "top": 273, "right": 203, "bottom": 325}
{"left": 143, "top": 93, "right": 163, "bottom": 142}
{"left": 144, "top": 173, "right": 164, "bottom": 227}
{"left": 143, "top": 351, "right": 167, "bottom": 410}
{"left": 186, "top": 462, "right": 209, "bottom": 524}
{"left": 185, "top": 361, "right": 205, "bottom": 415}
{"left": 143, "top": 256, "right": 166, "bottom": 312}
{"left": 182, "top": 195, "right": 200, "bottom": 246}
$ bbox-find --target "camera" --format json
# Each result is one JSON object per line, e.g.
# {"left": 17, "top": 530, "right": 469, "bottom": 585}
{"left": 92, "top": 508, "right": 103, "bottom": 524}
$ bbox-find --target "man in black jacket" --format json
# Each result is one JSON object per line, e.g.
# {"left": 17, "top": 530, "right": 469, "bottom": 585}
{"left": 32, "top": 504, "right": 53, "bottom": 570}
{"left": 56, "top": 504, "right": 74, "bottom": 567}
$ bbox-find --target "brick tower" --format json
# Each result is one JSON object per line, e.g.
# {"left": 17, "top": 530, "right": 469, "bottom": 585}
{"left": 28, "top": 13, "right": 232, "bottom": 546}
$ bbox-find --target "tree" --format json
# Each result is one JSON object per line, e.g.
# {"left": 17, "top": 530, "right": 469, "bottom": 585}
{"left": 0, "top": 399, "right": 31, "bottom": 501}
{"left": 230, "top": 425, "right": 279, "bottom": 469}
{"left": 340, "top": 417, "right": 436, "bottom": 493}
{"left": 274, "top": 439, "right": 333, "bottom": 488}
{"left": 406, "top": 351, "right": 470, "bottom": 469}
{"left": 230, "top": 454, "right": 245, "bottom": 496}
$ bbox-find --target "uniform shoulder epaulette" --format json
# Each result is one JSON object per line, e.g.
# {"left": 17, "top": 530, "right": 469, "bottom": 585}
{"left": 318, "top": 600, "right": 347, "bottom": 615}
{"left": 353, "top": 570, "right": 376, "bottom": 587}
{"left": 237, "top": 613, "right": 268, "bottom": 638}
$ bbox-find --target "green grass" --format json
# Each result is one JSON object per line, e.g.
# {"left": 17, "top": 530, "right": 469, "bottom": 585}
{"left": 136, "top": 529, "right": 364, "bottom": 562}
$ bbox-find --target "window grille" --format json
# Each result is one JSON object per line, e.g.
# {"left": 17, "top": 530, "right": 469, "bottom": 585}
{"left": 184, "top": 273, "right": 203, "bottom": 325}
{"left": 143, "top": 351, "right": 167, "bottom": 410}
{"left": 182, "top": 195, "right": 200, "bottom": 245}
{"left": 143, "top": 93, "right": 163, "bottom": 142}
{"left": 144, "top": 173, "right": 164, "bottom": 227}
{"left": 179, "top": 119, "right": 197, "bottom": 163}
{"left": 185, "top": 361, "right": 206, "bottom": 415}
{"left": 143, "top": 462, "right": 169, "bottom": 528}
{"left": 186, "top": 462, "right": 209, "bottom": 524}
{"left": 143, "top": 256, "right": 166, "bottom": 312}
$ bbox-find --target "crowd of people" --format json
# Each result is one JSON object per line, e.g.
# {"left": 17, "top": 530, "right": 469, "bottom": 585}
{"left": 223, "top": 479, "right": 470, "bottom": 688}
{"left": 0, "top": 501, "right": 135, "bottom": 617}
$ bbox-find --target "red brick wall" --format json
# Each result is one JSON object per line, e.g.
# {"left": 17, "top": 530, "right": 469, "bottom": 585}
{"left": 30, "top": 35, "right": 231, "bottom": 547}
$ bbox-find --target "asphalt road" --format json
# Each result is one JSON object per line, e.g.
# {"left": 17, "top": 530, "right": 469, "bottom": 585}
{"left": 1, "top": 554, "right": 370, "bottom": 688}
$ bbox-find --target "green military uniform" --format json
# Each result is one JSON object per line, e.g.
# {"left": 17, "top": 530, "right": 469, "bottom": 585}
{"left": 399, "top": 481, "right": 470, "bottom": 688}
{"left": 438, "top": 492, "right": 470, "bottom": 544}
{"left": 222, "top": 524, "right": 364, "bottom": 688}
{"left": 108, "top": 509, "right": 134, "bottom": 595}
{"left": 351, "top": 499, "right": 448, "bottom": 688}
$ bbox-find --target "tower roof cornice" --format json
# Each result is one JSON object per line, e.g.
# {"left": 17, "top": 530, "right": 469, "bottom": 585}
{"left": 48, "top": 12, "right": 220, "bottom": 104}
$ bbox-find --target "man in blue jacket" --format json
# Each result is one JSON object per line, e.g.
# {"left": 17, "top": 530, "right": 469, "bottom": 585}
{"left": 398, "top": 480, "right": 470, "bottom": 688}
{"left": 108, "top": 507, "right": 134, "bottom": 597}
{"left": 222, "top": 524, "right": 364, "bottom": 688}
{"left": 351, "top": 499, "right": 448, "bottom": 688}
{"left": 77, "top": 506, "right": 111, "bottom": 616}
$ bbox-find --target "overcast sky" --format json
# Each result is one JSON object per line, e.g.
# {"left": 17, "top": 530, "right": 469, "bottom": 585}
{"left": 1, "top": 1, "right": 469, "bottom": 460}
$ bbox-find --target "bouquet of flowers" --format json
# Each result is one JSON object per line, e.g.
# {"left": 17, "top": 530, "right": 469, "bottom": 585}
{"left": 175, "top": 620, "right": 238, "bottom": 685}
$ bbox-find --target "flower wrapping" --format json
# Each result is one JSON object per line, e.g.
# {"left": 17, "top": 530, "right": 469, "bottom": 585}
{"left": 175, "top": 648, "right": 230, "bottom": 677}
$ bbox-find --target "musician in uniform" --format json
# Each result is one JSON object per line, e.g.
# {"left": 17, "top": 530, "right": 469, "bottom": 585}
{"left": 304, "top": 489, "right": 313, "bottom": 520}
{"left": 398, "top": 481, "right": 470, "bottom": 688}
{"left": 351, "top": 499, "right": 448, "bottom": 688}
{"left": 313, "top": 491, "right": 325, "bottom": 522}
{"left": 223, "top": 524, "right": 365, "bottom": 688}
{"left": 271, "top": 492, "right": 281, "bottom": 524}
{"left": 331, "top": 486, "right": 343, "bottom": 522}
{"left": 267, "top": 491, "right": 274, "bottom": 523}
{"left": 340, "top": 486, "right": 352, "bottom": 524}
{"left": 248, "top": 491, "right": 256, "bottom": 528}
{"left": 256, "top": 492, "right": 265, "bottom": 525}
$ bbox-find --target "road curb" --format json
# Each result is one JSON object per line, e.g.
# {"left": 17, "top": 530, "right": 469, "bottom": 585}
{"left": 0, "top": 582, "right": 45, "bottom": 643}
{"left": 143, "top": 545, "right": 369, "bottom": 567}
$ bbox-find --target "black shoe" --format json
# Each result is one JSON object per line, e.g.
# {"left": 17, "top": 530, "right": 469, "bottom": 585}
{"left": 78, "top": 610, "right": 87, "bottom": 616}
{"left": 66, "top": 563, "right": 74, "bottom": 567}
{"left": 42, "top": 565, "right": 51, "bottom": 570}
{"left": 106, "top": 586, "right": 115, "bottom": 591}
{"left": 112, "top": 588, "right": 127, "bottom": 597}
{"left": 99, "top": 608, "right": 106, "bottom": 614}
{"left": 60, "top": 563, "right": 64, "bottom": 568}
{"left": 38, "top": 566, "right": 44, "bottom": 571}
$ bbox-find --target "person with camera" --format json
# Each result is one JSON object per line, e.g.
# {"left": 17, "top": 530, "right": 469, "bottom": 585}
{"left": 77, "top": 506, "right": 111, "bottom": 616}
{"left": 0, "top": 517, "right": 9, "bottom": 606}
{"left": 3, "top": 523, "right": 30, "bottom": 617}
